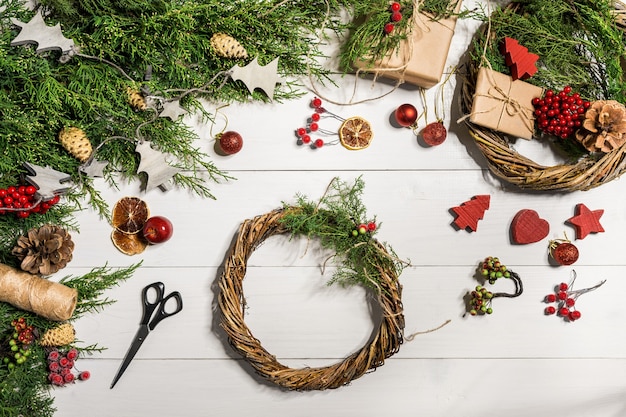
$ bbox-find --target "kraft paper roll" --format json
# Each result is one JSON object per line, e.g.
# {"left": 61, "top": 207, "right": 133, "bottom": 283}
{"left": 0, "top": 263, "right": 77, "bottom": 321}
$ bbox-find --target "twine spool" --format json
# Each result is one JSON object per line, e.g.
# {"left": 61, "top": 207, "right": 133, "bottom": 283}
{"left": 0, "top": 263, "right": 77, "bottom": 321}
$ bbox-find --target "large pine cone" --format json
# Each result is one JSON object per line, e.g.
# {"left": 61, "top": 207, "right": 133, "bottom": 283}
{"left": 12, "top": 225, "right": 75, "bottom": 275}
{"left": 575, "top": 100, "right": 626, "bottom": 152}
{"left": 39, "top": 322, "right": 75, "bottom": 347}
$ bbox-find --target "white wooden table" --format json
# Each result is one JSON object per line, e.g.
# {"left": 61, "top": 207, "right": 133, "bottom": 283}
{"left": 53, "top": 2, "right": 626, "bottom": 415}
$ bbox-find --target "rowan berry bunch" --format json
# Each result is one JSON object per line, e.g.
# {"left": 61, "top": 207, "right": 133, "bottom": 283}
{"left": 47, "top": 348, "right": 91, "bottom": 386}
{"left": 2, "top": 318, "right": 35, "bottom": 370}
{"left": 468, "top": 285, "right": 494, "bottom": 316}
{"left": 0, "top": 184, "right": 60, "bottom": 218}
{"left": 480, "top": 256, "right": 511, "bottom": 284}
{"left": 384, "top": 2, "right": 403, "bottom": 34}
{"left": 532, "top": 86, "right": 591, "bottom": 140}
{"left": 544, "top": 272, "right": 606, "bottom": 322}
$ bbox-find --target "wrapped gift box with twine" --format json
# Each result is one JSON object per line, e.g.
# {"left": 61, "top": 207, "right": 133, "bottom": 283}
{"left": 354, "top": 3, "right": 462, "bottom": 89}
{"left": 469, "top": 67, "right": 543, "bottom": 140}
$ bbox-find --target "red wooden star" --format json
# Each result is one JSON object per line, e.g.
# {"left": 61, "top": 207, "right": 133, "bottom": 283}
{"left": 567, "top": 203, "right": 604, "bottom": 239}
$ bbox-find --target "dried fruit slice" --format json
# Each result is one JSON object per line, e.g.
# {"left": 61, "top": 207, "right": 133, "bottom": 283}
{"left": 111, "top": 197, "right": 149, "bottom": 234}
{"left": 339, "top": 116, "right": 373, "bottom": 150}
{"left": 111, "top": 229, "right": 148, "bottom": 256}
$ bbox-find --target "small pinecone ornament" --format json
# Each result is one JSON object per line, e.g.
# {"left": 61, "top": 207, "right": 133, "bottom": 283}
{"left": 59, "top": 127, "right": 93, "bottom": 162}
{"left": 210, "top": 33, "right": 248, "bottom": 59}
{"left": 127, "top": 87, "right": 147, "bottom": 110}
{"left": 39, "top": 322, "right": 75, "bottom": 347}
{"left": 12, "top": 225, "right": 75, "bottom": 275}
{"left": 575, "top": 100, "right": 626, "bottom": 152}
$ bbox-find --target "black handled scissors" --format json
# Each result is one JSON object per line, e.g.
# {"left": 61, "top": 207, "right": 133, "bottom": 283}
{"left": 110, "top": 281, "right": 183, "bottom": 388}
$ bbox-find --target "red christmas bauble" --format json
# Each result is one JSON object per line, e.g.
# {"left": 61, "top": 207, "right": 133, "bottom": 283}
{"left": 394, "top": 104, "right": 418, "bottom": 127}
{"left": 218, "top": 131, "right": 243, "bottom": 155}
{"left": 551, "top": 242, "right": 579, "bottom": 266}
{"left": 421, "top": 121, "right": 447, "bottom": 146}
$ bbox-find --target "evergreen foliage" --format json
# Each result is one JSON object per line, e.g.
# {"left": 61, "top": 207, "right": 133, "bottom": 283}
{"left": 279, "top": 177, "right": 407, "bottom": 290}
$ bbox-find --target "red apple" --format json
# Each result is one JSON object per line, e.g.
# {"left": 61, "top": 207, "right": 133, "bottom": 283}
{"left": 142, "top": 216, "right": 173, "bottom": 244}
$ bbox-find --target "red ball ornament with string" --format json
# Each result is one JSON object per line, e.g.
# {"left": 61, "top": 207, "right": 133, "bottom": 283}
{"left": 217, "top": 131, "right": 243, "bottom": 155}
{"left": 394, "top": 104, "right": 418, "bottom": 127}
{"left": 421, "top": 121, "right": 447, "bottom": 146}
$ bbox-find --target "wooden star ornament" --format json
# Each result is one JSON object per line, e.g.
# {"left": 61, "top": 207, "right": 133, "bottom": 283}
{"left": 135, "top": 141, "right": 181, "bottom": 192}
{"left": 567, "top": 203, "right": 605, "bottom": 240}
{"left": 159, "top": 100, "right": 187, "bottom": 120}
{"left": 11, "top": 11, "right": 75, "bottom": 54}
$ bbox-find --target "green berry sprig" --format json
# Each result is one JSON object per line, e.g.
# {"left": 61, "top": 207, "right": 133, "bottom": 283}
{"left": 480, "top": 256, "right": 511, "bottom": 284}
{"left": 468, "top": 285, "right": 494, "bottom": 316}
{"left": 3, "top": 318, "right": 35, "bottom": 370}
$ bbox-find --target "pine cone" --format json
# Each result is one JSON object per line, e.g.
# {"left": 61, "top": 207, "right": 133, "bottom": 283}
{"left": 126, "top": 87, "right": 147, "bottom": 110}
{"left": 39, "top": 322, "right": 75, "bottom": 347}
{"left": 575, "top": 100, "right": 626, "bottom": 152}
{"left": 12, "top": 225, "right": 75, "bottom": 275}
{"left": 58, "top": 127, "right": 93, "bottom": 162}
{"left": 210, "top": 33, "right": 248, "bottom": 59}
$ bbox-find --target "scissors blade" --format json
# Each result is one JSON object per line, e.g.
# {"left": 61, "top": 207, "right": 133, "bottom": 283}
{"left": 110, "top": 325, "right": 150, "bottom": 389}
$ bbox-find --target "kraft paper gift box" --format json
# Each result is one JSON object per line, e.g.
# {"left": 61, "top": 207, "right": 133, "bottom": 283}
{"left": 469, "top": 67, "right": 544, "bottom": 140}
{"left": 354, "top": 5, "right": 461, "bottom": 89}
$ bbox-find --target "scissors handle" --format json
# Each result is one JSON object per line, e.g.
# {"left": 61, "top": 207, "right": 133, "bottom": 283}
{"left": 141, "top": 282, "right": 183, "bottom": 331}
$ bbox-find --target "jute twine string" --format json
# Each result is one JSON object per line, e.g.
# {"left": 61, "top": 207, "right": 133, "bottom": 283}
{"left": 0, "top": 263, "right": 77, "bottom": 321}
{"left": 459, "top": 1, "right": 626, "bottom": 191}
{"left": 217, "top": 207, "right": 405, "bottom": 390}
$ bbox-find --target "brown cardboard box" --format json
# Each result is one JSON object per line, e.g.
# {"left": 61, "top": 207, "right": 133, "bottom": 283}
{"left": 469, "top": 67, "right": 543, "bottom": 140}
{"left": 354, "top": 7, "right": 461, "bottom": 89}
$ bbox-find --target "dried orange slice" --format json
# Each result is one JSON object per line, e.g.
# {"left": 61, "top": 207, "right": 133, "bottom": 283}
{"left": 339, "top": 116, "right": 373, "bottom": 150}
{"left": 111, "top": 229, "right": 148, "bottom": 256}
{"left": 111, "top": 197, "right": 149, "bottom": 234}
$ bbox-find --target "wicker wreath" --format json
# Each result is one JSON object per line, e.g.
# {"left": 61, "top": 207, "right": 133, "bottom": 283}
{"left": 460, "top": 1, "right": 626, "bottom": 192}
{"left": 217, "top": 207, "right": 404, "bottom": 391}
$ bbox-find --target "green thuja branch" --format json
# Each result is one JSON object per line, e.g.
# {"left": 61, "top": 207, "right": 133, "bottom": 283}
{"left": 280, "top": 177, "right": 407, "bottom": 290}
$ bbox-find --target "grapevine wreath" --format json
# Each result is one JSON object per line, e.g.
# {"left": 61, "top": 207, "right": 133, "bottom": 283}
{"left": 217, "top": 177, "right": 406, "bottom": 390}
{"left": 460, "top": 0, "right": 626, "bottom": 192}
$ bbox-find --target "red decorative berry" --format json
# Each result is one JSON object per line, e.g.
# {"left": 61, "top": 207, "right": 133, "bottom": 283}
{"left": 78, "top": 371, "right": 91, "bottom": 381}
{"left": 314, "top": 139, "right": 324, "bottom": 148}
{"left": 558, "top": 307, "right": 570, "bottom": 316}
{"left": 545, "top": 306, "right": 556, "bottom": 315}
{"left": 390, "top": 2, "right": 401, "bottom": 12}
{"left": 64, "top": 373, "right": 75, "bottom": 383}
{"left": 297, "top": 127, "right": 307, "bottom": 136}
{"left": 311, "top": 113, "right": 320, "bottom": 122}
{"left": 311, "top": 97, "right": 322, "bottom": 108}
{"left": 49, "top": 361, "right": 61, "bottom": 372}
{"left": 565, "top": 298, "right": 576, "bottom": 307}
{"left": 367, "top": 221, "right": 377, "bottom": 232}
{"left": 559, "top": 282, "right": 569, "bottom": 291}
{"left": 383, "top": 22, "right": 395, "bottom": 34}
{"left": 301, "top": 134, "right": 311, "bottom": 144}
{"left": 309, "top": 122, "right": 319, "bottom": 132}
{"left": 391, "top": 12, "right": 402, "bottom": 22}
{"left": 545, "top": 293, "right": 557, "bottom": 303}
{"left": 557, "top": 291, "right": 568, "bottom": 301}
{"left": 66, "top": 348, "right": 78, "bottom": 361}
{"left": 568, "top": 310, "right": 582, "bottom": 320}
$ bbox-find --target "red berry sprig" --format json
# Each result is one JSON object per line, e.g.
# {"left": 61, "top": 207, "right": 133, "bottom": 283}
{"left": 47, "top": 348, "right": 91, "bottom": 387}
{"left": 543, "top": 272, "right": 606, "bottom": 322}
{"left": 532, "top": 86, "right": 591, "bottom": 140}
{"left": 0, "top": 184, "right": 60, "bottom": 218}
{"left": 384, "top": 2, "right": 403, "bottom": 34}
{"left": 294, "top": 98, "right": 340, "bottom": 149}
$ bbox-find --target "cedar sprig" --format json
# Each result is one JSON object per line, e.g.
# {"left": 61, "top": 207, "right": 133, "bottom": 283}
{"left": 280, "top": 177, "right": 407, "bottom": 290}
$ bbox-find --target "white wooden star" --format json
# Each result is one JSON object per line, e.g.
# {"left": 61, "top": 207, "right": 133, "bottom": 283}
{"left": 80, "top": 158, "right": 109, "bottom": 178}
{"left": 135, "top": 141, "right": 181, "bottom": 191}
{"left": 11, "top": 11, "right": 75, "bottom": 54}
{"left": 159, "top": 100, "right": 187, "bottom": 120}
{"left": 22, "top": 162, "right": 72, "bottom": 201}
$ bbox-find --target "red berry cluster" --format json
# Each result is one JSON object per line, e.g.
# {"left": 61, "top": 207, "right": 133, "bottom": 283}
{"left": 3, "top": 318, "right": 35, "bottom": 370}
{"left": 479, "top": 256, "right": 511, "bottom": 285}
{"left": 468, "top": 285, "right": 494, "bottom": 316}
{"left": 351, "top": 221, "right": 377, "bottom": 237}
{"left": 47, "top": 348, "right": 90, "bottom": 386}
{"left": 544, "top": 282, "right": 582, "bottom": 321}
{"left": 532, "top": 86, "right": 591, "bottom": 139}
{"left": 294, "top": 98, "right": 329, "bottom": 149}
{"left": 0, "top": 184, "right": 60, "bottom": 218}
{"left": 384, "top": 2, "right": 403, "bottom": 34}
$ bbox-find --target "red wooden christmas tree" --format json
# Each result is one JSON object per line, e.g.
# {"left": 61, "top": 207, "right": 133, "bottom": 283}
{"left": 451, "top": 195, "right": 491, "bottom": 232}
{"left": 500, "top": 37, "right": 539, "bottom": 80}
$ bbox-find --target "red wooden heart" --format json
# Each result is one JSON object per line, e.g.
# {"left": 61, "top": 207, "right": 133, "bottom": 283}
{"left": 511, "top": 209, "right": 549, "bottom": 244}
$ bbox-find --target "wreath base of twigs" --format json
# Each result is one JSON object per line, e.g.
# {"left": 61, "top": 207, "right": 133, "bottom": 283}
{"left": 460, "top": 2, "right": 626, "bottom": 192}
{"left": 217, "top": 207, "right": 404, "bottom": 391}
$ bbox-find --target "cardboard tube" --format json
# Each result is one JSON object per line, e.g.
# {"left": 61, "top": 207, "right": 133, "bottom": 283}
{"left": 0, "top": 263, "right": 77, "bottom": 321}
